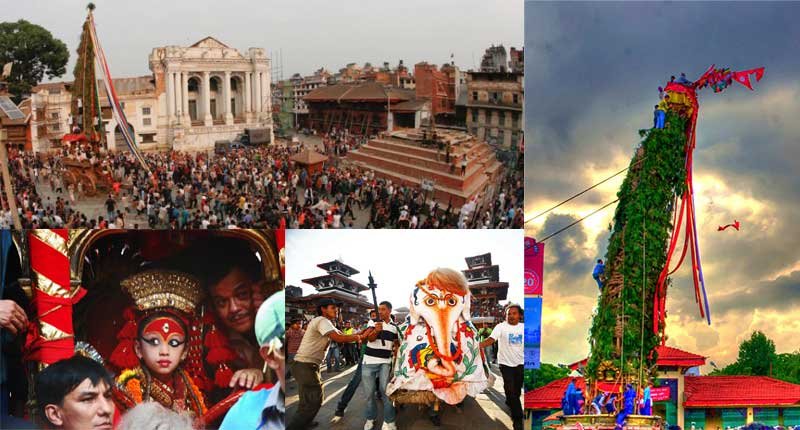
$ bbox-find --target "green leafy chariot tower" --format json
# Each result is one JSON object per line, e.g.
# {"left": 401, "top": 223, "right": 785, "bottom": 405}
{"left": 586, "top": 66, "right": 764, "bottom": 390}
{"left": 587, "top": 112, "right": 687, "bottom": 385}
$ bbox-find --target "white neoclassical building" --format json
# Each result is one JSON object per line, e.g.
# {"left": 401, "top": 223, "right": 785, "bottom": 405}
{"left": 30, "top": 37, "right": 273, "bottom": 153}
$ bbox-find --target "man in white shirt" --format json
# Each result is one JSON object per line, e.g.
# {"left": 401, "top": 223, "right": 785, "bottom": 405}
{"left": 361, "top": 301, "right": 400, "bottom": 430}
{"left": 480, "top": 304, "right": 524, "bottom": 430}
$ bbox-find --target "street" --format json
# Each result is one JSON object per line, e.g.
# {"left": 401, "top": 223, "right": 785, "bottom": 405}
{"left": 286, "top": 362, "right": 517, "bottom": 430}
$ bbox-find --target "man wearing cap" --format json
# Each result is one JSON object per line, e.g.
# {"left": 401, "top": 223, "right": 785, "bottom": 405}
{"left": 287, "top": 298, "right": 365, "bottom": 430}
{"left": 220, "top": 291, "right": 286, "bottom": 430}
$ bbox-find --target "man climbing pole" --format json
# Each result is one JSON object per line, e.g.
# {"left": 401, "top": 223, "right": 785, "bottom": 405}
{"left": 592, "top": 259, "right": 605, "bottom": 290}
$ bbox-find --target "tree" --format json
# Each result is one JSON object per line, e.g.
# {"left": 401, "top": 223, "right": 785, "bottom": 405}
{"left": 709, "top": 331, "right": 797, "bottom": 383}
{"left": 737, "top": 330, "right": 777, "bottom": 376}
{"left": 0, "top": 20, "right": 69, "bottom": 102}
{"left": 526, "top": 363, "right": 570, "bottom": 391}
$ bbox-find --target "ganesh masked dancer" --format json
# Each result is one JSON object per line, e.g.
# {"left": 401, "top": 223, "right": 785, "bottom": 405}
{"left": 386, "top": 268, "right": 493, "bottom": 405}
{"left": 109, "top": 270, "right": 207, "bottom": 420}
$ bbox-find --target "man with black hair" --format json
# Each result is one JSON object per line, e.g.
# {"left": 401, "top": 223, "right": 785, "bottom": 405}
{"left": 200, "top": 239, "right": 268, "bottom": 388}
{"left": 288, "top": 298, "right": 364, "bottom": 430}
{"left": 362, "top": 300, "right": 400, "bottom": 430}
{"left": 34, "top": 355, "right": 115, "bottom": 430}
{"left": 480, "top": 304, "right": 524, "bottom": 430}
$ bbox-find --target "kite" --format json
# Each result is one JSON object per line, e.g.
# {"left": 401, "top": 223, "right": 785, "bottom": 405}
{"left": 717, "top": 220, "right": 740, "bottom": 231}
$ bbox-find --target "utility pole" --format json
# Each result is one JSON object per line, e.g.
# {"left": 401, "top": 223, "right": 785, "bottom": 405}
{"left": 0, "top": 128, "right": 22, "bottom": 229}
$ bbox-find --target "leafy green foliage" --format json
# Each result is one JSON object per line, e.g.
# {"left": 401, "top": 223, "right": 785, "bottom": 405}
{"left": 71, "top": 17, "right": 102, "bottom": 134}
{"left": 525, "top": 363, "right": 571, "bottom": 391}
{"left": 588, "top": 113, "right": 688, "bottom": 382}
{"left": 0, "top": 20, "right": 69, "bottom": 102}
{"left": 710, "top": 331, "right": 800, "bottom": 384}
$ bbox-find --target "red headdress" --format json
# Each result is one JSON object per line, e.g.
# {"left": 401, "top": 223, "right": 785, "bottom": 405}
{"left": 110, "top": 270, "right": 209, "bottom": 389}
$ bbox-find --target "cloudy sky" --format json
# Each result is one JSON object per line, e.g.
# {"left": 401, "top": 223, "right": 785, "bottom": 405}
{"left": 524, "top": 2, "right": 800, "bottom": 371}
{"left": 10, "top": 0, "right": 522, "bottom": 81}
{"left": 286, "top": 229, "right": 523, "bottom": 315}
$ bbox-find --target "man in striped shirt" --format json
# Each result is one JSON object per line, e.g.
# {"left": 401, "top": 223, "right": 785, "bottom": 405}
{"left": 361, "top": 301, "right": 400, "bottom": 430}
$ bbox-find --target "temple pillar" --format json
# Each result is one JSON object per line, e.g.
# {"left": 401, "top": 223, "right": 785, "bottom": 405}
{"left": 202, "top": 71, "right": 212, "bottom": 126}
{"left": 244, "top": 72, "right": 252, "bottom": 114}
{"left": 224, "top": 71, "right": 233, "bottom": 125}
{"left": 166, "top": 70, "right": 175, "bottom": 123}
{"left": 181, "top": 72, "right": 190, "bottom": 125}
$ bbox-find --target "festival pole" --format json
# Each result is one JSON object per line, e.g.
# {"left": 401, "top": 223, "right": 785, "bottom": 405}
{"left": 367, "top": 271, "right": 385, "bottom": 346}
{"left": 0, "top": 129, "right": 22, "bottom": 229}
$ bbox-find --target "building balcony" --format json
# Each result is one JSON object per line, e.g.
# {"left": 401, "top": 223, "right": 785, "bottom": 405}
{"left": 465, "top": 99, "right": 523, "bottom": 111}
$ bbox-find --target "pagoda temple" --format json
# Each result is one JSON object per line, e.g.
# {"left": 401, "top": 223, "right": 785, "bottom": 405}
{"left": 289, "top": 260, "right": 374, "bottom": 324}
{"left": 462, "top": 252, "right": 509, "bottom": 323}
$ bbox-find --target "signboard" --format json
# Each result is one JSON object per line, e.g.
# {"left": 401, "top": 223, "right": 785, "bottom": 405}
{"left": 524, "top": 237, "right": 543, "bottom": 296}
{"left": 650, "top": 386, "right": 672, "bottom": 402}
{"left": 524, "top": 296, "right": 542, "bottom": 369}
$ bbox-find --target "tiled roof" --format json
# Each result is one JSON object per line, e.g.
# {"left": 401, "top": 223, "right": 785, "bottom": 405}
{"left": 290, "top": 148, "right": 328, "bottom": 165}
{"left": 524, "top": 375, "right": 800, "bottom": 410}
{"left": 654, "top": 345, "right": 706, "bottom": 367}
{"left": 525, "top": 377, "right": 586, "bottom": 409}
{"left": 32, "top": 76, "right": 154, "bottom": 97}
{"left": 684, "top": 376, "right": 800, "bottom": 407}
{"left": 568, "top": 346, "right": 705, "bottom": 371}
{"left": 304, "top": 82, "right": 413, "bottom": 102}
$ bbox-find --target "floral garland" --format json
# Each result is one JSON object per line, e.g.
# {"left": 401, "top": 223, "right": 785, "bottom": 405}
{"left": 116, "top": 367, "right": 206, "bottom": 416}
{"left": 117, "top": 368, "right": 144, "bottom": 404}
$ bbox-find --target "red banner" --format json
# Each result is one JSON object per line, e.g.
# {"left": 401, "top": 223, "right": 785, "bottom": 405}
{"left": 524, "top": 237, "right": 544, "bottom": 296}
{"left": 650, "top": 386, "right": 671, "bottom": 402}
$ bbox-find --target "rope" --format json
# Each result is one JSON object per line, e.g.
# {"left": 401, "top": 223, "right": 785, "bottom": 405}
{"left": 639, "top": 202, "right": 647, "bottom": 388}
{"left": 524, "top": 157, "right": 645, "bottom": 225}
{"left": 538, "top": 198, "right": 619, "bottom": 243}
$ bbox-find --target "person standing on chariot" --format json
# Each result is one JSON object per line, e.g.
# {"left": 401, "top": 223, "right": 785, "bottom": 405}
{"left": 109, "top": 270, "right": 207, "bottom": 421}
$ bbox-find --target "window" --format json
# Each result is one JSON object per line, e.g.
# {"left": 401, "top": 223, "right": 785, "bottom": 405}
{"left": 51, "top": 123, "right": 61, "bottom": 131}
{"left": 50, "top": 112, "right": 59, "bottom": 119}
{"left": 491, "top": 92, "right": 500, "bottom": 103}
{"left": 472, "top": 91, "right": 478, "bottom": 101}
{"left": 471, "top": 109, "right": 478, "bottom": 123}
{"left": 143, "top": 118, "right": 152, "bottom": 126}
{"left": 498, "top": 129, "right": 505, "bottom": 144}
{"left": 512, "top": 112, "right": 519, "bottom": 129}
{"left": 142, "top": 107, "right": 151, "bottom": 116}
{"left": 140, "top": 134, "right": 156, "bottom": 143}
{"left": 513, "top": 93, "right": 519, "bottom": 104}
{"left": 499, "top": 111, "right": 505, "bottom": 126}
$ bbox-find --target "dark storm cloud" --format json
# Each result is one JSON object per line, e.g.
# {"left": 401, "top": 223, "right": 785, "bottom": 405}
{"left": 711, "top": 271, "right": 800, "bottom": 315}
{"left": 541, "top": 213, "right": 592, "bottom": 284}
{"left": 525, "top": 1, "right": 800, "bottom": 362}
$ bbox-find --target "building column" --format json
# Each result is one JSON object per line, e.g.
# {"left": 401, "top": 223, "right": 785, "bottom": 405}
{"left": 223, "top": 71, "right": 233, "bottom": 125}
{"left": 202, "top": 71, "right": 212, "bottom": 126}
{"left": 261, "top": 70, "right": 270, "bottom": 114}
{"left": 254, "top": 71, "right": 262, "bottom": 114}
{"left": 181, "top": 72, "right": 190, "bottom": 125}
{"left": 174, "top": 71, "right": 182, "bottom": 121}
{"left": 166, "top": 70, "right": 176, "bottom": 123}
{"left": 677, "top": 372, "right": 685, "bottom": 429}
{"left": 244, "top": 72, "right": 252, "bottom": 114}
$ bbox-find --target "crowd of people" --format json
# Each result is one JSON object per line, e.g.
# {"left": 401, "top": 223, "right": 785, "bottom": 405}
{"left": 0, "top": 132, "right": 523, "bottom": 230}
{"left": 286, "top": 290, "right": 524, "bottom": 430}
